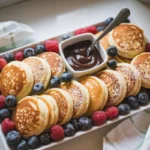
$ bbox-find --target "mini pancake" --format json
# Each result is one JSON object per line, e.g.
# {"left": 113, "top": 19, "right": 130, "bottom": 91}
{"left": 79, "top": 76, "right": 108, "bottom": 116}
{"left": 96, "top": 69, "right": 127, "bottom": 106}
{"left": 131, "top": 52, "right": 150, "bottom": 88}
{"left": 45, "top": 88, "right": 73, "bottom": 125}
{"left": 38, "top": 52, "right": 65, "bottom": 77}
{"left": 0, "top": 61, "right": 34, "bottom": 100}
{"left": 23, "top": 57, "right": 51, "bottom": 89}
{"left": 109, "top": 23, "right": 146, "bottom": 59}
{"left": 13, "top": 96, "right": 49, "bottom": 137}
{"left": 60, "top": 80, "right": 90, "bottom": 118}
{"left": 116, "top": 63, "right": 141, "bottom": 96}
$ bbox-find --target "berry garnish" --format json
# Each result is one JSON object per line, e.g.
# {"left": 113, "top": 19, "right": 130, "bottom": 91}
{"left": 35, "top": 44, "right": 45, "bottom": 55}
{"left": 62, "top": 34, "right": 70, "bottom": 40}
{"left": 6, "top": 131, "right": 20, "bottom": 145}
{"left": 5, "top": 95, "right": 17, "bottom": 107}
{"left": 118, "top": 104, "right": 130, "bottom": 115}
{"left": 107, "top": 60, "right": 117, "bottom": 68}
{"left": 122, "top": 18, "right": 130, "bottom": 23}
{"left": 0, "top": 58, "right": 7, "bottom": 71}
{"left": 137, "top": 92, "right": 149, "bottom": 106}
{"left": 32, "top": 83, "right": 44, "bottom": 95}
{"left": 97, "top": 26, "right": 105, "bottom": 32}
{"left": 105, "top": 17, "right": 114, "bottom": 26}
{"left": 70, "top": 119, "right": 79, "bottom": 131}
{"left": 63, "top": 123, "right": 75, "bottom": 137}
{"left": 0, "top": 95, "right": 6, "bottom": 109}
{"left": 17, "top": 140, "right": 29, "bottom": 150}
{"left": 92, "top": 111, "right": 107, "bottom": 126}
{"left": 4, "top": 53, "right": 14, "bottom": 63}
{"left": 45, "top": 40, "right": 59, "bottom": 53}
{"left": 49, "top": 76, "right": 61, "bottom": 88}
{"left": 14, "top": 52, "right": 24, "bottom": 61}
{"left": 0, "top": 108, "right": 11, "bottom": 122}
{"left": 146, "top": 43, "right": 150, "bottom": 52}
{"left": 125, "top": 96, "right": 139, "bottom": 109}
{"left": 105, "top": 106, "right": 119, "bottom": 120}
{"left": 2, "top": 118, "right": 16, "bottom": 134}
{"left": 28, "top": 136, "right": 39, "bottom": 149}
{"left": 106, "top": 46, "right": 118, "bottom": 57}
{"left": 50, "top": 125, "right": 64, "bottom": 141}
{"left": 24, "top": 48, "right": 35, "bottom": 58}
{"left": 39, "top": 133, "right": 51, "bottom": 145}
{"left": 78, "top": 117, "right": 92, "bottom": 130}
{"left": 61, "top": 72, "right": 73, "bottom": 83}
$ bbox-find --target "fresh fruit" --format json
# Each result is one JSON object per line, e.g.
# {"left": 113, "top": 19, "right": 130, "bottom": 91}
{"left": 63, "top": 123, "right": 75, "bottom": 137}
{"left": 107, "top": 60, "right": 117, "bottom": 68}
{"left": 14, "top": 52, "right": 24, "bottom": 61}
{"left": 6, "top": 131, "right": 20, "bottom": 145}
{"left": 32, "top": 83, "right": 44, "bottom": 95}
{"left": 62, "top": 34, "right": 70, "bottom": 40}
{"left": 75, "top": 26, "right": 98, "bottom": 35}
{"left": 5, "top": 95, "right": 17, "bottom": 107}
{"left": 106, "top": 46, "right": 118, "bottom": 57}
{"left": 45, "top": 40, "right": 59, "bottom": 53}
{"left": 17, "top": 140, "right": 29, "bottom": 150}
{"left": 39, "top": 133, "right": 51, "bottom": 145}
{"left": 126, "top": 96, "right": 139, "bottom": 109}
{"left": 0, "top": 95, "right": 6, "bottom": 109}
{"left": 61, "top": 72, "right": 73, "bottom": 83}
{"left": 2, "top": 118, "right": 16, "bottom": 134}
{"left": 118, "top": 104, "right": 130, "bottom": 115}
{"left": 0, "top": 58, "right": 7, "bottom": 71}
{"left": 122, "top": 18, "right": 130, "bottom": 23}
{"left": 92, "top": 111, "right": 107, "bottom": 126}
{"left": 137, "top": 92, "right": 149, "bottom": 105}
{"left": 78, "top": 117, "right": 92, "bottom": 130}
{"left": 50, "top": 125, "right": 64, "bottom": 141}
{"left": 35, "top": 44, "right": 45, "bottom": 55}
{"left": 50, "top": 76, "right": 61, "bottom": 88}
{"left": 97, "top": 26, "right": 105, "bottom": 32}
{"left": 28, "top": 136, "right": 39, "bottom": 149}
{"left": 105, "top": 106, "right": 119, "bottom": 120}
{"left": 4, "top": 53, "right": 14, "bottom": 63}
{"left": 105, "top": 17, "right": 114, "bottom": 26}
{"left": 0, "top": 108, "right": 11, "bottom": 122}
{"left": 146, "top": 43, "right": 150, "bottom": 52}
{"left": 24, "top": 48, "right": 35, "bottom": 58}
{"left": 70, "top": 119, "right": 79, "bottom": 131}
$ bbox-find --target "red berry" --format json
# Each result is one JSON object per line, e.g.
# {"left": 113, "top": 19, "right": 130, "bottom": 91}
{"left": 92, "top": 111, "right": 107, "bottom": 126}
{"left": 86, "top": 26, "right": 98, "bottom": 34}
{"left": 45, "top": 40, "right": 59, "bottom": 53}
{"left": 105, "top": 106, "right": 119, "bottom": 120}
{"left": 0, "top": 58, "right": 7, "bottom": 71}
{"left": 146, "top": 43, "right": 150, "bottom": 52}
{"left": 50, "top": 125, "right": 64, "bottom": 141}
{"left": 0, "top": 95, "right": 6, "bottom": 109}
{"left": 2, "top": 118, "right": 16, "bottom": 134}
{"left": 75, "top": 26, "right": 98, "bottom": 35}
{"left": 14, "top": 52, "right": 24, "bottom": 61}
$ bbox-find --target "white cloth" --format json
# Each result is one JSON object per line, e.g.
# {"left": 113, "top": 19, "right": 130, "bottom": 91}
{"left": 103, "top": 109, "right": 150, "bottom": 150}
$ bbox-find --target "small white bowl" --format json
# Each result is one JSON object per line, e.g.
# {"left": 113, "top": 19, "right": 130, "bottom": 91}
{"left": 59, "top": 33, "right": 108, "bottom": 78}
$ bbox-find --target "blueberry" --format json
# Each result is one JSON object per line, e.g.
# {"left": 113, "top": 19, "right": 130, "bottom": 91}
{"left": 122, "top": 18, "right": 130, "bottom": 23}
{"left": 17, "top": 140, "right": 29, "bottom": 150}
{"left": 107, "top": 60, "right": 117, "bottom": 68}
{"left": 0, "top": 108, "right": 11, "bottom": 122}
{"left": 105, "top": 17, "right": 114, "bottom": 26}
{"left": 137, "top": 92, "right": 149, "bottom": 106}
{"left": 28, "top": 136, "right": 39, "bottom": 148}
{"left": 4, "top": 53, "right": 14, "bottom": 63}
{"left": 32, "top": 83, "right": 44, "bottom": 95}
{"left": 62, "top": 34, "right": 70, "bottom": 40}
{"left": 24, "top": 48, "right": 35, "bottom": 58}
{"left": 39, "top": 133, "right": 51, "bottom": 145}
{"left": 5, "top": 95, "right": 17, "bottom": 107}
{"left": 6, "top": 131, "right": 20, "bottom": 145}
{"left": 126, "top": 96, "right": 139, "bottom": 109}
{"left": 78, "top": 117, "right": 92, "bottom": 130}
{"left": 97, "top": 26, "right": 105, "bottom": 32}
{"left": 35, "top": 44, "right": 45, "bottom": 55}
{"left": 50, "top": 76, "right": 61, "bottom": 88}
{"left": 71, "top": 119, "right": 79, "bottom": 131}
{"left": 118, "top": 103, "right": 130, "bottom": 115}
{"left": 61, "top": 72, "right": 73, "bottom": 83}
{"left": 107, "top": 46, "right": 118, "bottom": 57}
{"left": 63, "top": 123, "right": 75, "bottom": 137}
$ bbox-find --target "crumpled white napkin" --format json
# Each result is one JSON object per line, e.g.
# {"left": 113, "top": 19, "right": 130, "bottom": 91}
{"left": 103, "top": 109, "right": 150, "bottom": 150}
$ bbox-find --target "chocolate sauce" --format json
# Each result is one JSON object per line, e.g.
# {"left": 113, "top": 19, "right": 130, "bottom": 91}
{"left": 63, "top": 40, "right": 103, "bottom": 71}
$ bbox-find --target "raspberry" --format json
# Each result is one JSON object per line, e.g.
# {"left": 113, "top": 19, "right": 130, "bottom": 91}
{"left": 0, "top": 58, "right": 7, "bottom": 71}
{"left": 146, "top": 43, "right": 150, "bottom": 52}
{"left": 92, "top": 111, "right": 107, "bottom": 126}
{"left": 45, "top": 40, "right": 59, "bottom": 53}
{"left": 105, "top": 106, "right": 119, "bottom": 120}
{"left": 2, "top": 118, "right": 16, "bottom": 134}
{"left": 14, "top": 52, "right": 24, "bottom": 61}
{"left": 0, "top": 95, "right": 6, "bottom": 109}
{"left": 50, "top": 125, "right": 64, "bottom": 141}
{"left": 86, "top": 26, "right": 98, "bottom": 34}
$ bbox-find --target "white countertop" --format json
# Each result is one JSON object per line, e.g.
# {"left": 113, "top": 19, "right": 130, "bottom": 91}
{"left": 0, "top": 0, "right": 150, "bottom": 150}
